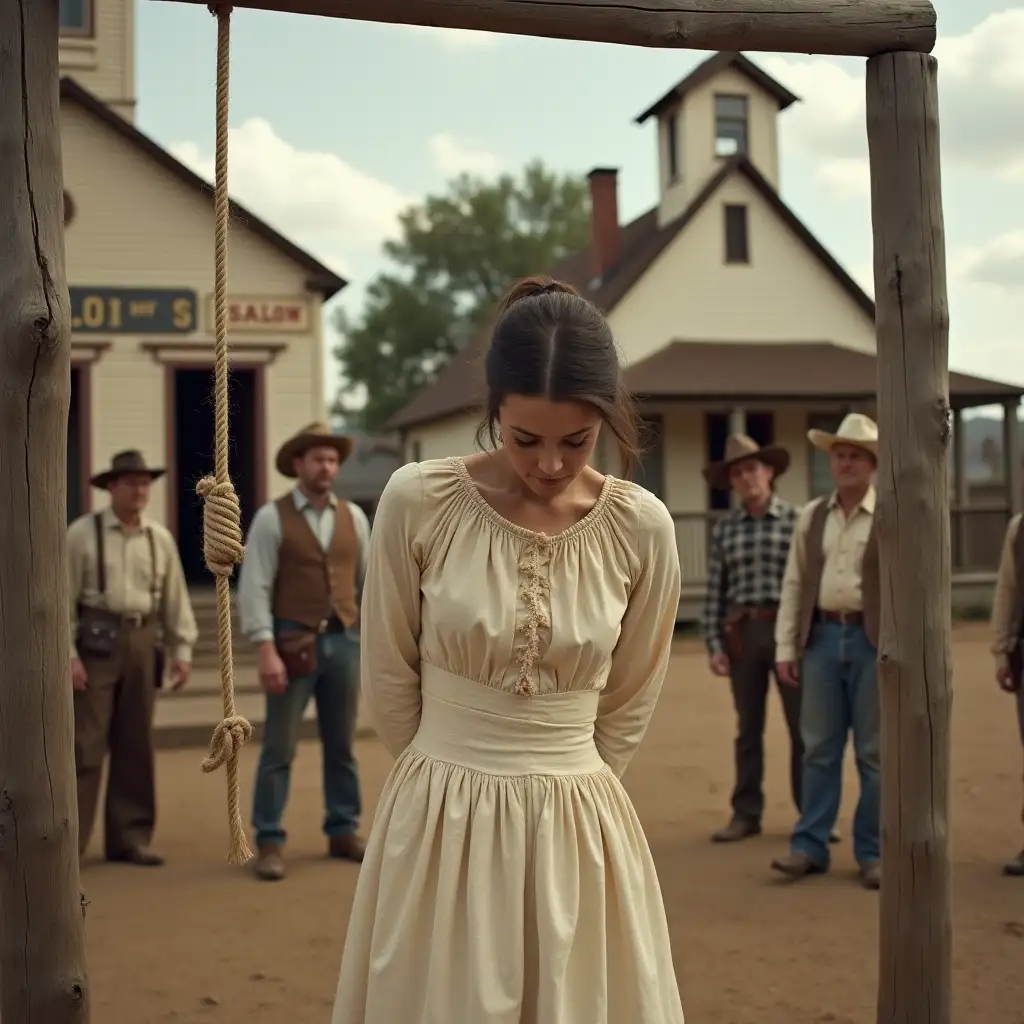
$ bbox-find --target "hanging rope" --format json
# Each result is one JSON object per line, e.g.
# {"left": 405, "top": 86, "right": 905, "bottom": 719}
{"left": 197, "top": 2, "right": 252, "bottom": 866}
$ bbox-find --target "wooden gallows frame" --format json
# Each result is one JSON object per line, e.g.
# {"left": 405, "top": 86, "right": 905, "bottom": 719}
{"left": 0, "top": 1, "right": 951, "bottom": 1023}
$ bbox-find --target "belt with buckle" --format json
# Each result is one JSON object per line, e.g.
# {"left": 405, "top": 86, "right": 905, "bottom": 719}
{"left": 731, "top": 603, "right": 779, "bottom": 622}
{"left": 317, "top": 615, "right": 347, "bottom": 634}
{"left": 120, "top": 612, "right": 156, "bottom": 628}
{"left": 817, "top": 609, "right": 864, "bottom": 625}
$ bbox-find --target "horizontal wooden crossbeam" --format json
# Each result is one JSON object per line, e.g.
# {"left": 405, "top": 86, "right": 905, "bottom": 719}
{"left": 166, "top": 0, "right": 937, "bottom": 58}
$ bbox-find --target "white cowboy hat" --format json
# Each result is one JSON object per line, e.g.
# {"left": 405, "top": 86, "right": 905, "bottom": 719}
{"left": 702, "top": 434, "right": 790, "bottom": 491}
{"left": 807, "top": 412, "right": 878, "bottom": 458}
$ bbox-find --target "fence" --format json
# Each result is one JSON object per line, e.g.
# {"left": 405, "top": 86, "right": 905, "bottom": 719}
{"left": 673, "top": 503, "right": 1010, "bottom": 593}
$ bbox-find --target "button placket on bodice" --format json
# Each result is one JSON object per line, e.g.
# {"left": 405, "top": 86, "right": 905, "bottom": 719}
{"left": 514, "top": 532, "right": 553, "bottom": 696}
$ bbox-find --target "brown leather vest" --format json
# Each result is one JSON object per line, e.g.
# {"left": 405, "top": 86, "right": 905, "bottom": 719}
{"left": 797, "top": 497, "right": 880, "bottom": 655}
{"left": 271, "top": 495, "right": 359, "bottom": 629}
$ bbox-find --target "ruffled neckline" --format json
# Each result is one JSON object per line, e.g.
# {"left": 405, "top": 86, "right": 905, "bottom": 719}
{"left": 450, "top": 456, "right": 618, "bottom": 544}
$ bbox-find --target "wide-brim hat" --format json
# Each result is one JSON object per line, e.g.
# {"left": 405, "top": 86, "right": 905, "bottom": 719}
{"left": 807, "top": 412, "right": 879, "bottom": 459}
{"left": 275, "top": 421, "right": 354, "bottom": 478}
{"left": 702, "top": 434, "right": 790, "bottom": 491}
{"left": 90, "top": 450, "right": 166, "bottom": 489}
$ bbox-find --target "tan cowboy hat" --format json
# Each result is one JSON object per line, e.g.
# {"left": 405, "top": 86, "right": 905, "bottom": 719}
{"left": 702, "top": 434, "right": 790, "bottom": 491}
{"left": 275, "top": 421, "right": 353, "bottom": 478}
{"left": 90, "top": 450, "right": 166, "bottom": 489}
{"left": 807, "top": 412, "right": 879, "bottom": 459}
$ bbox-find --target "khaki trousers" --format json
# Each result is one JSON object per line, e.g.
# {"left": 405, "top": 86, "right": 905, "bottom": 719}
{"left": 74, "top": 620, "right": 158, "bottom": 857}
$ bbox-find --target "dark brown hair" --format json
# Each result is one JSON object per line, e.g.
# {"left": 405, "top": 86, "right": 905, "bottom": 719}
{"left": 476, "top": 275, "right": 641, "bottom": 477}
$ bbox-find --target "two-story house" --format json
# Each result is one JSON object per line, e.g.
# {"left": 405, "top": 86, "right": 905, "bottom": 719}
{"left": 386, "top": 51, "right": 1023, "bottom": 615}
{"left": 59, "top": 0, "right": 345, "bottom": 587}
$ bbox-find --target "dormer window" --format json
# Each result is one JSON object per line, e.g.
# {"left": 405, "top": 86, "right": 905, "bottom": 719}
{"left": 59, "top": 0, "right": 92, "bottom": 36}
{"left": 715, "top": 94, "right": 748, "bottom": 157}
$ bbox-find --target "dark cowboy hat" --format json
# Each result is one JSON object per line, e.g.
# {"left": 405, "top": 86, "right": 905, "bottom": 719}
{"left": 702, "top": 434, "right": 790, "bottom": 491}
{"left": 274, "top": 421, "right": 354, "bottom": 479}
{"left": 90, "top": 450, "right": 167, "bottom": 489}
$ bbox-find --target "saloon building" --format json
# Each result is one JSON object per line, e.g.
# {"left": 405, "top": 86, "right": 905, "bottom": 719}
{"left": 59, "top": 0, "right": 344, "bottom": 584}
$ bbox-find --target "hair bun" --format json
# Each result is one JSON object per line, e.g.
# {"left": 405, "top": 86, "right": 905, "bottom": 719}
{"left": 496, "top": 275, "right": 579, "bottom": 317}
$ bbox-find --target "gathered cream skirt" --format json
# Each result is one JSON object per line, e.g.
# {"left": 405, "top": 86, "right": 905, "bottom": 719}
{"left": 332, "top": 666, "right": 685, "bottom": 1024}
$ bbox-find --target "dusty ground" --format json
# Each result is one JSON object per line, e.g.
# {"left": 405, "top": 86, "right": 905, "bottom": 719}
{"left": 82, "top": 624, "right": 1024, "bottom": 1023}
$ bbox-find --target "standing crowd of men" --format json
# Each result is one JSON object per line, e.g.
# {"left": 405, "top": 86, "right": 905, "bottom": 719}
{"left": 703, "top": 413, "right": 1024, "bottom": 884}
{"left": 65, "top": 412, "right": 1024, "bottom": 883}
{"left": 67, "top": 423, "right": 369, "bottom": 879}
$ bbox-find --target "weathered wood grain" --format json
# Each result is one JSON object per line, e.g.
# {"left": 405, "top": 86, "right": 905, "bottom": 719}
{"left": 866, "top": 49, "right": 952, "bottom": 1024}
{"left": 161, "top": 0, "right": 937, "bottom": 57}
{"left": 0, "top": 0, "right": 91, "bottom": 1019}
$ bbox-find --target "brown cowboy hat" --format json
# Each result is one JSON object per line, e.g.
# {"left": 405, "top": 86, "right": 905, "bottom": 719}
{"left": 90, "top": 450, "right": 167, "bottom": 489}
{"left": 274, "top": 421, "right": 354, "bottom": 479}
{"left": 702, "top": 434, "right": 790, "bottom": 491}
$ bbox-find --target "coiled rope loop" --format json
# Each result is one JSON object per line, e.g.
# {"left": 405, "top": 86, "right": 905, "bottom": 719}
{"left": 198, "top": 3, "right": 253, "bottom": 866}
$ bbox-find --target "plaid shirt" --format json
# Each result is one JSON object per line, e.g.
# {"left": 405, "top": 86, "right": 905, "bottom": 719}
{"left": 702, "top": 494, "right": 799, "bottom": 656}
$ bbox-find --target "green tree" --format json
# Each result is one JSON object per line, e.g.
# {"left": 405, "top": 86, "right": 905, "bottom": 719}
{"left": 333, "top": 161, "right": 591, "bottom": 432}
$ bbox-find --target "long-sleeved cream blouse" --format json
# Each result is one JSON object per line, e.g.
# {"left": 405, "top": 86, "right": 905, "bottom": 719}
{"left": 359, "top": 456, "right": 682, "bottom": 778}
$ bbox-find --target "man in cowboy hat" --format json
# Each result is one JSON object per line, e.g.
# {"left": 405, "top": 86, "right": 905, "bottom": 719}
{"left": 238, "top": 422, "right": 371, "bottom": 881}
{"left": 772, "top": 412, "right": 882, "bottom": 890}
{"left": 67, "top": 450, "right": 198, "bottom": 866}
{"left": 702, "top": 434, "right": 803, "bottom": 843}
{"left": 989, "top": 511, "right": 1024, "bottom": 876}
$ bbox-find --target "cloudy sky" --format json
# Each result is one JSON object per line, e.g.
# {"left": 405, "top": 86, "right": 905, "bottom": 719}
{"left": 136, "top": 1, "right": 1024, "bottom": 408}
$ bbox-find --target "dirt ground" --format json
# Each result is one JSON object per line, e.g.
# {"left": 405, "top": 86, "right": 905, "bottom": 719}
{"left": 81, "top": 624, "right": 1024, "bottom": 1024}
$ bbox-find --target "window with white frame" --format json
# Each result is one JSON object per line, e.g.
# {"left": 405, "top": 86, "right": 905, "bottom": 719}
{"left": 59, "top": 0, "right": 92, "bottom": 36}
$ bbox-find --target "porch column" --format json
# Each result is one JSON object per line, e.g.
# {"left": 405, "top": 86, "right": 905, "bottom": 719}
{"left": 729, "top": 408, "right": 745, "bottom": 508}
{"left": 951, "top": 407, "right": 968, "bottom": 568}
{"left": 729, "top": 407, "right": 746, "bottom": 436}
{"left": 1003, "top": 399, "right": 1022, "bottom": 515}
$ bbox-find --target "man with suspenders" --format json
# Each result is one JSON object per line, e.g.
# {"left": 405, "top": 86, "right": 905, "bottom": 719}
{"left": 991, "top": 510, "right": 1024, "bottom": 876}
{"left": 68, "top": 450, "right": 198, "bottom": 865}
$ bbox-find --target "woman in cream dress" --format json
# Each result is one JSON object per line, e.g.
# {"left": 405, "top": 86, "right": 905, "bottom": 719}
{"left": 333, "top": 277, "right": 685, "bottom": 1024}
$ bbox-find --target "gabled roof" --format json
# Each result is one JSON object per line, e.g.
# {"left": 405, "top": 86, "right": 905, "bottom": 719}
{"left": 625, "top": 341, "right": 1023, "bottom": 406}
{"left": 387, "top": 154, "right": 875, "bottom": 432}
{"left": 59, "top": 77, "right": 346, "bottom": 300}
{"left": 635, "top": 51, "right": 800, "bottom": 125}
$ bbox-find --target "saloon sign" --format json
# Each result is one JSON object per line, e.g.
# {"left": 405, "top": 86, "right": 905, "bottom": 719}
{"left": 208, "top": 296, "right": 312, "bottom": 333}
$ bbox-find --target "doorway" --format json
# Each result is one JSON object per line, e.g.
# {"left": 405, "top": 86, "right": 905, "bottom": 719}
{"left": 705, "top": 412, "right": 731, "bottom": 511}
{"left": 171, "top": 366, "right": 261, "bottom": 585}
{"left": 68, "top": 366, "right": 87, "bottom": 521}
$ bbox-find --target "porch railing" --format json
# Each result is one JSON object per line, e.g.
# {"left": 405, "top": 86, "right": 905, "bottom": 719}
{"left": 672, "top": 503, "right": 1011, "bottom": 591}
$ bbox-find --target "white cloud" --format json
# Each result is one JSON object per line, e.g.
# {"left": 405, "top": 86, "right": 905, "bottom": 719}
{"left": 170, "top": 118, "right": 412, "bottom": 277}
{"left": 427, "top": 133, "right": 502, "bottom": 177}
{"left": 763, "top": 9, "right": 1024, "bottom": 200}
{"left": 954, "top": 230, "right": 1024, "bottom": 291}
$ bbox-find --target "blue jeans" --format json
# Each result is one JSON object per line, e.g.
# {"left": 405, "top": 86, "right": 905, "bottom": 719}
{"left": 252, "top": 620, "right": 362, "bottom": 846}
{"left": 791, "top": 621, "right": 880, "bottom": 869}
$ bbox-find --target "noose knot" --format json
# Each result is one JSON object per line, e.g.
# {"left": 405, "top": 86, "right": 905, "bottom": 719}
{"left": 196, "top": 476, "right": 245, "bottom": 577}
{"left": 201, "top": 715, "right": 253, "bottom": 774}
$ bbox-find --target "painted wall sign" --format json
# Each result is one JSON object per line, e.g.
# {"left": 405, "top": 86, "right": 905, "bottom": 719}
{"left": 68, "top": 287, "right": 197, "bottom": 334}
{"left": 207, "top": 296, "right": 312, "bottom": 333}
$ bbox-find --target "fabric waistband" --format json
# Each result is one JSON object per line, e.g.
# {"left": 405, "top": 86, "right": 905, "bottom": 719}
{"left": 411, "top": 665, "right": 606, "bottom": 777}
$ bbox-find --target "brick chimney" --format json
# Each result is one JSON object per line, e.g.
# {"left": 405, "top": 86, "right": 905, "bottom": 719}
{"left": 587, "top": 167, "right": 620, "bottom": 282}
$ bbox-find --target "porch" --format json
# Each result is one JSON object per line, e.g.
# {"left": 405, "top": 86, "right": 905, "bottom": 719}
{"left": 612, "top": 341, "right": 1024, "bottom": 623}
{"left": 672, "top": 504, "right": 1014, "bottom": 622}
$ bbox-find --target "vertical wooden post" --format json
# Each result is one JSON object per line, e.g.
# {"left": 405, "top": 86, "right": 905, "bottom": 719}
{"left": 1002, "top": 398, "right": 1022, "bottom": 516}
{"left": 950, "top": 407, "right": 968, "bottom": 569}
{"left": 0, "top": 0, "right": 91, "bottom": 1020}
{"left": 866, "top": 51, "right": 952, "bottom": 1024}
